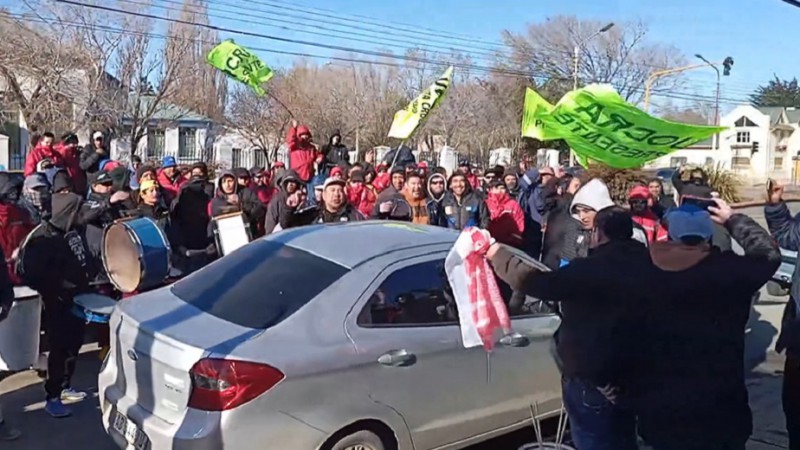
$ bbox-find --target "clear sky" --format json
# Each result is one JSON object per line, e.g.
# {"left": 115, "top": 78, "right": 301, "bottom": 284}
{"left": 201, "top": 0, "right": 799, "bottom": 111}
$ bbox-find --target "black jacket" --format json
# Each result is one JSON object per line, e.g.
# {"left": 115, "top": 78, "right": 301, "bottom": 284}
{"left": 541, "top": 194, "right": 574, "bottom": 270}
{"left": 264, "top": 170, "right": 303, "bottom": 234}
{"left": 79, "top": 144, "right": 109, "bottom": 175}
{"left": 285, "top": 204, "right": 365, "bottom": 228}
{"left": 634, "top": 214, "right": 780, "bottom": 446}
{"left": 322, "top": 131, "right": 350, "bottom": 169}
{"left": 441, "top": 190, "right": 489, "bottom": 230}
{"left": 18, "top": 193, "right": 96, "bottom": 304}
{"left": 491, "top": 238, "right": 652, "bottom": 386}
{"left": 171, "top": 178, "right": 212, "bottom": 250}
{"left": 765, "top": 201, "right": 800, "bottom": 358}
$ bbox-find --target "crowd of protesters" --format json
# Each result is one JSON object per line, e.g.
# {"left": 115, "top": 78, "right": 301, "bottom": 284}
{"left": 0, "top": 123, "right": 797, "bottom": 450}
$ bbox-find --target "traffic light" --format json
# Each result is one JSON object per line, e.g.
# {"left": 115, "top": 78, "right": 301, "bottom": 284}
{"left": 723, "top": 57, "right": 734, "bottom": 76}
{"left": 753, "top": 141, "right": 760, "bottom": 153}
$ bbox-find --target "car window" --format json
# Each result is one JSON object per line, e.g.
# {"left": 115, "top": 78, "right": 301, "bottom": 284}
{"left": 489, "top": 246, "right": 558, "bottom": 317}
{"left": 171, "top": 241, "right": 349, "bottom": 329}
{"left": 358, "top": 260, "right": 458, "bottom": 327}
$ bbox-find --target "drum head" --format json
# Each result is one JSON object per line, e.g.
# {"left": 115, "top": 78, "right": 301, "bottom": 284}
{"left": 103, "top": 223, "right": 142, "bottom": 293}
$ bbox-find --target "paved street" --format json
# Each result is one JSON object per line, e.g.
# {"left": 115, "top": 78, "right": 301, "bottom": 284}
{"left": 0, "top": 204, "right": 793, "bottom": 449}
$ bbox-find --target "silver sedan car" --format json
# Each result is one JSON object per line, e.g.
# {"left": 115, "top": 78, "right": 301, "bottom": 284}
{"left": 98, "top": 222, "right": 563, "bottom": 450}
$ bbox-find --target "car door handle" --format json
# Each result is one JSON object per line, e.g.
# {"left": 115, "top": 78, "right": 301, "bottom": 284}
{"left": 378, "top": 349, "right": 417, "bottom": 367}
{"left": 499, "top": 333, "right": 530, "bottom": 347}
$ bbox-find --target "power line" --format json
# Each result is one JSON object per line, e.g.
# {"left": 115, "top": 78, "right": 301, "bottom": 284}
{"left": 7, "top": 8, "right": 753, "bottom": 107}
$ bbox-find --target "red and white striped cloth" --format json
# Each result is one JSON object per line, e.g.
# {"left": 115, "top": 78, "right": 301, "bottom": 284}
{"left": 445, "top": 228, "right": 511, "bottom": 351}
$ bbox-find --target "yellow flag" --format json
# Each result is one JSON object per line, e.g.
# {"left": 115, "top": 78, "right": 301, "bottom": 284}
{"left": 388, "top": 66, "right": 454, "bottom": 139}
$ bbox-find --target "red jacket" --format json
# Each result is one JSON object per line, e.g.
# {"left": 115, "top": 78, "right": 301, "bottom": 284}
{"left": 286, "top": 125, "right": 318, "bottom": 182}
{"left": 0, "top": 203, "right": 35, "bottom": 285}
{"left": 157, "top": 168, "right": 187, "bottom": 206}
{"left": 54, "top": 143, "right": 86, "bottom": 194}
{"left": 24, "top": 144, "right": 64, "bottom": 176}
{"left": 632, "top": 212, "right": 668, "bottom": 243}
{"left": 347, "top": 184, "right": 377, "bottom": 217}
{"left": 486, "top": 192, "right": 525, "bottom": 247}
{"left": 252, "top": 184, "right": 275, "bottom": 207}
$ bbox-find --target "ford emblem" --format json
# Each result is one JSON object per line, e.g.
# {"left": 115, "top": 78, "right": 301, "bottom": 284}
{"left": 127, "top": 349, "right": 138, "bottom": 361}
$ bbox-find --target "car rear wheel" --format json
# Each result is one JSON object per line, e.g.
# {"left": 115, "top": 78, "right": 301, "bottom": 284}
{"left": 330, "top": 430, "right": 385, "bottom": 450}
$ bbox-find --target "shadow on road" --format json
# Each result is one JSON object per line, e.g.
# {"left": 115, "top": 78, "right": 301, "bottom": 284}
{"left": 746, "top": 292, "right": 779, "bottom": 373}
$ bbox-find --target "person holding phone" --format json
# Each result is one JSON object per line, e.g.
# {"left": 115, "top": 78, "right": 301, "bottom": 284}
{"left": 764, "top": 180, "right": 800, "bottom": 450}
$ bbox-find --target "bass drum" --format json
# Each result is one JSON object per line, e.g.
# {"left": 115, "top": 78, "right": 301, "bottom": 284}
{"left": 103, "top": 217, "right": 171, "bottom": 293}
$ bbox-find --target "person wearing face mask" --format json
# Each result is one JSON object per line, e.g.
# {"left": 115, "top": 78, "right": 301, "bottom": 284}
{"left": 485, "top": 180, "right": 525, "bottom": 248}
{"left": 441, "top": 172, "right": 489, "bottom": 230}
{"left": 0, "top": 172, "right": 35, "bottom": 285}
{"left": 169, "top": 163, "right": 214, "bottom": 273}
{"left": 627, "top": 185, "right": 668, "bottom": 244}
{"left": 54, "top": 133, "right": 86, "bottom": 195}
{"left": 286, "top": 120, "right": 319, "bottom": 183}
{"left": 21, "top": 173, "right": 51, "bottom": 223}
{"left": 558, "top": 179, "right": 615, "bottom": 267}
{"left": 24, "top": 132, "right": 64, "bottom": 177}
{"left": 346, "top": 170, "right": 377, "bottom": 217}
{"left": 231, "top": 167, "right": 266, "bottom": 237}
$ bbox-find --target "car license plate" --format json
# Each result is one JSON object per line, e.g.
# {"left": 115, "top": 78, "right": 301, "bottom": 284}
{"left": 112, "top": 411, "right": 150, "bottom": 450}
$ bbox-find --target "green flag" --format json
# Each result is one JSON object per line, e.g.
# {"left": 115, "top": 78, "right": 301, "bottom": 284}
{"left": 206, "top": 40, "right": 274, "bottom": 96}
{"left": 521, "top": 84, "right": 726, "bottom": 168}
{"left": 388, "top": 66, "right": 454, "bottom": 139}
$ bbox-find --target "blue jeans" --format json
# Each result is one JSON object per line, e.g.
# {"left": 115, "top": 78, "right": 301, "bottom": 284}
{"left": 562, "top": 378, "right": 638, "bottom": 450}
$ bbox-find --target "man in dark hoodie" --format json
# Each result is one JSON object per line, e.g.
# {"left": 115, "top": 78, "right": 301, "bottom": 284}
{"left": 231, "top": 167, "right": 266, "bottom": 237}
{"left": 322, "top": 129, "right": 350, "bottom": 170}
{"left": 17, "top": 189, "right": 125, "bottom": 418}
{"left": 764, "top": 182, "right": 800, "bottom": 450}
{"left": 488, "top": 206, "right": 648, "bottom": 450}
{"left": 441, "top": 172, "right": 489, "bottom": 230}
{"left": 170, "top": 165, "right": 214, "bottom": 273}
{"left": 502, "top": 167, "right": 521, "bottom": 200}
{"left": 79, "top": 131, "right": 109, "bottom": 177}
{"left": 634, "top": 201, "right": 780, "bottom": 450}
{"left": 264, "top": 170, "right": 304, "bottom": 234}
{"left": 371, "top": 166, "right": 407, "bottom": 220}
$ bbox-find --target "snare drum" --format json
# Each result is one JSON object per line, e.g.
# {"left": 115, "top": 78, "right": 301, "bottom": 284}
{"left": 103, "top": 217, "right": 171, "bottom": 293}
{"left": 71, "top": 293, "right": 118, "bottom": 324}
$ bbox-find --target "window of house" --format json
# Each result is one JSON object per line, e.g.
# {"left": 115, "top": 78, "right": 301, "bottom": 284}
{"left": 775, "top": 157, "right": 784, "bottom": 170}
{"left": 732, "top": 148, "right": 751, "bottom": 168}
{"left": 0, "top": 92, "right": 21, "bottom": 169}
{"left": 147, "top": 128, "right": 165, "bottom": 160}
{"left": 252, "top": 147, "right": 266, "bottom": 169}
{"left": 736, "top": 131, "right": 751, "bottom": 144}
{"left": 178, "top": 127, "right": 197, "bottom": 160}
{"left": 734, "top": 116, "right": 757, "bottom": 127}
{"left": 231, "top": 147, "right": 242, "bottom": 168}
{"left": 670, "top": 157, "right": 687, "bottom": 167}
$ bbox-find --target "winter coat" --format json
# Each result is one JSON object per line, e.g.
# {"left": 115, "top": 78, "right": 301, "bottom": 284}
{"left": 633, "top": 215, "right": 780, "bottom": 446}
{"left": 286, "top": 204, "right": 365, "bottom": 228}
{"left": 286, "top": 125, "right": 318, "bottom": 182}
{"left": 765, "top": 201, "right": 800, "bottom": 358}
{"left": 54, "top": 143, "right": 86, "bottom": 195}
{"left": 79, "top": 143, "right": 111, "bottom": 176}
{"left": 24, "top": 144, "right": 64, "bottom": 177}
{"left": 346, "top": 184, "right": 377, "bottom": 217}
{"left": 441, "top": 189, "right": 489, "bottom": 230}
{"left": 170, "top": 177, "right": 212, "bottom": 251}
{"left": 381, "top": 145, "right": 415, "bottom": 168}
{"left": 322, "top": 130, "right": 350, "bottom": 169}
{"left": 264, "top": 170, "right": 304, "bottom": 234}
{"left": 486, "top": 192, "right": 525, "bottom": 247}
{"left": 157, "top": 168, "right": 187, "bottom": 206}
{"left": 632, "top": 211, "right": 668, "bottom": 243}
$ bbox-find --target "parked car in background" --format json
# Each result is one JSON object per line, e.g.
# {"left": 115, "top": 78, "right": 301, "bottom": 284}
{"left": 767, "top": 248, "right": 796, "bottom": 297}
{"left": 99, "top": 222, "right": 564, "bottom": 450}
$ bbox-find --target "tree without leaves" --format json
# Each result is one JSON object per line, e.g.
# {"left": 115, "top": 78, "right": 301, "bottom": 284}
{"left": 501, "top": 16, "right": 687, "bottom": 104}
{"left": 750, "top": 76, "right": 800, "bottom": 107}
{"left": 658, "top": 99, "right": 714, "bottom": 125}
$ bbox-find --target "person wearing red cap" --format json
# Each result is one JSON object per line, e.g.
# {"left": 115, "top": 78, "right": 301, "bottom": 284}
{"left": 286, "top": 120, "right": 318, "bottom": 183}
{"left": 628, "top": 185, "right": 668, "bottom": 244}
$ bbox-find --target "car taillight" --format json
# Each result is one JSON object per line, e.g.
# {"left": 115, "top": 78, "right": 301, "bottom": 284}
{"left": 188, "top": 358, "right": 284, "bottom": 411}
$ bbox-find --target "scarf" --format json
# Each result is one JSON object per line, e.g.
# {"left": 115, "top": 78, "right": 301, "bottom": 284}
{"left": 445, "top": 228, "right": 511, "bottom": 350}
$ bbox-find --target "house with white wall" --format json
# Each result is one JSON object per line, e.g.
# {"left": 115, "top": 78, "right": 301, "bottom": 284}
{"left": 648, "top": 105, "right": 800, "bottom": 183}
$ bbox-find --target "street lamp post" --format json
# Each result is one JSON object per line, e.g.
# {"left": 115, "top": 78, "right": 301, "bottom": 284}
{"left": 570, "top": 22, "right": 614, "bottom": 166}
{"left": 695, "top": 54, "right": 721, "bottom": 126}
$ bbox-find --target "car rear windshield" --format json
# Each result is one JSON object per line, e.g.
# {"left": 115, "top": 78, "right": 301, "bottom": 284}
{"left": 171, "top": 241, "right": 349, "bottom": 329}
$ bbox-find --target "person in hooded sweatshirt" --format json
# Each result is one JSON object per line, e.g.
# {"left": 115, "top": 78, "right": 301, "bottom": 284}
{"left": 286, "top": 120, "right": 318, "bottom": 183}
{"left": 21, "top": 173, "right": 51, "bottom": 223}
{"left": 156, "top": 156, "right": 186, "bottom": 206}
{"left": 503, "top": 167, "right": 522, "bottom": 200}
{"left": 628, "top": 185, "right": 668, "bottom": 244}
{"left": 485, "top": 179, "right": 525, "bottom": 248}
{"left": 264, "top": 170, "right": 305, "bottom": 234}
{"left": 558, "top": 179, "right": 615, "bottom": 267}
{"left": 427, "top": 172, "right": 447, "bottom": 205}
{"left": 346, "top": 170, "right": 376, "bottom": 217}
{"left": 441, "top": 172, "right": 489, "bottom": 230}
{"left": 488, "top": 206, "right": 650, "bottom": 450}
{"left": 250, "top": 167, "right": 276, "bottom": 208}
{"left": 17, "top": 187, "right": 128, "bottom": 418}
{"left": 399, "top": 172, "right": 446, "bottom": 226}
{"left": 633, "top": 201, "right": 779, "bottom": 450}
{"left": 231, "top": 167, "right": 266, "bottom": 237}
{"left": 170, "top": 164, "right": 214, "bottom": 273}
{"left": 0, "top": 172, "right": 35, "bottom": 285}
{"left": 322, "top": 129, "right": 350, "bottom": 170}
{"left": 519, "top": 167, "right": 555, "bottom": 259}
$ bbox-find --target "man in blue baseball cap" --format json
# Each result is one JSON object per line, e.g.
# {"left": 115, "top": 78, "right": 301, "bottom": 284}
{"left": 633, "top": 199, "right": 781, "bottom": 449}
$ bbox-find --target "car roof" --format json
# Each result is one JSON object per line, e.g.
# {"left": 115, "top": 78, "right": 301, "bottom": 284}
{"left": 267, "top": 221, "right": 459, "bottom": 268}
